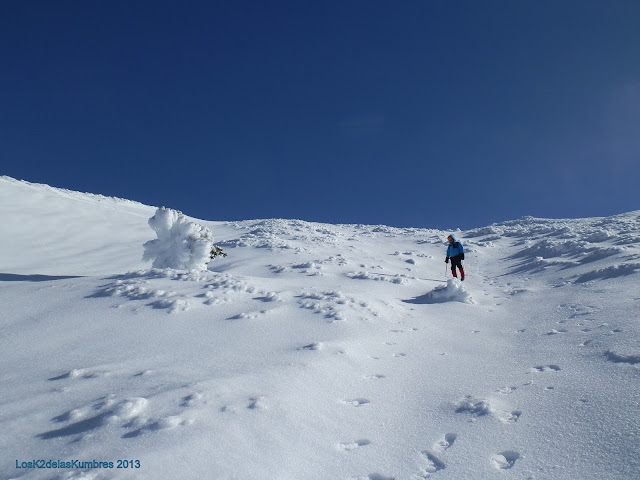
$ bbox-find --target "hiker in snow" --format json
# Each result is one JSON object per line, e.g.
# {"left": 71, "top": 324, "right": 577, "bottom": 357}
{"left": 445, "top": 234, "right": 465, "bottom": 280}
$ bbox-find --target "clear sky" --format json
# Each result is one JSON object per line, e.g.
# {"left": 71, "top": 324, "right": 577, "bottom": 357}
{"left": 2, "top": 1, "right": 639, "bottom": 230}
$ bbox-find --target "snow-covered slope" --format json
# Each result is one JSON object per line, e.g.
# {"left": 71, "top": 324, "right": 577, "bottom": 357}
{"left": 0, "top": 177, "right": 156, "bottom": 276}
{"left": 1, "top": 177, "right": 639, "bottom": 480}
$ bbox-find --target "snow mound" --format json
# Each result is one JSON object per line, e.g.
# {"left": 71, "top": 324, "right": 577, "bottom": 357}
{"left": 143, "top": 207, "right": 214, "bottom": 271}
{"left": 407, "top": 280, "right": 473, "bottom": 304}
{"left": 427, "top": 279, "right": 473, "bottom": 303}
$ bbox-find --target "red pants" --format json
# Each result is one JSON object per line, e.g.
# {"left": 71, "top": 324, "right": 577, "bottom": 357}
{"left": 450, "top": 255, "right": 465, "bottom": 280}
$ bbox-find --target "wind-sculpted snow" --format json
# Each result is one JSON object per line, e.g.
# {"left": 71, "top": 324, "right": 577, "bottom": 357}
{"left": 218, "top": 219, "right": 344, "bottom": 251}
{"left": 90, "top": 269, "right": 258, "bottom": 314}
{"left": 346, "top": 271, "right": 410, "bottom": 284}
{"left": 575, "top": 263, "right": 640, "bottom": 282}
{"left": 2, "top": 178, "right": 640, "bottom": 480}
{"left": 143, "top": 207, "right": 215, "bottom": 271}
{"left": 464, "top": 212, "right": 640, "bottom": 282}
{"left": 218, "top": 218, "right": 443, "bottom": 252}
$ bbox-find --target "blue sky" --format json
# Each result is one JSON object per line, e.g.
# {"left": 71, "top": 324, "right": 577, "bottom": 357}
{"left": 2, "top": 1, "right": 639, "bottom": 230}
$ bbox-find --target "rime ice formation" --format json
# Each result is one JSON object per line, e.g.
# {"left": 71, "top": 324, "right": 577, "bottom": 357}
{"left": 143, "top": 207, "right": 215, "bottom": 271}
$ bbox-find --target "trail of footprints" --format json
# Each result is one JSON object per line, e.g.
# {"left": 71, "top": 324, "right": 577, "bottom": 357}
{"left": 95, "top": 268, "right": 623, "bottom": 476}
{"left": 429, "top": 298, "right": 628, "bottom": 477}
{"left": 413, "top": 432, "right": 520, "bottom": 477}
{"left": 413, "top": 434, "right": 521, "bottom": 478}
{"left": 413, "top": 434, "right": 456, "bottom": 478}
{"left": 539, "top": 301, "right": 631, "bottom": 369}
{"left": 411, "top": 426, "right": 522, "bottom": 477}
{"left": 552, "top": 302, "right": 624, "bottom": 349}
{"left": 333, "top": 292, "right": 620, "bottom": 476}
{"left": 340, "top": 332, "right": 531, "bottom": 479}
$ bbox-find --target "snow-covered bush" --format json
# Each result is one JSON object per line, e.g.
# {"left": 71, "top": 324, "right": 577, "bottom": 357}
{"left": 143, "top": 207, "right": 221, "bottom": 271}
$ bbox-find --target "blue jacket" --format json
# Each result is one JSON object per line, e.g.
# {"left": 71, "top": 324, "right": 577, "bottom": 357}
{"left": 446, "top": 234, "right": 464, "bottom": 259}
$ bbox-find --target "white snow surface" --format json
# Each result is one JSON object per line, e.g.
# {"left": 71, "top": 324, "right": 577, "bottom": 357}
{"left": 1, "top": 176, "right": 639, "bottom": 480}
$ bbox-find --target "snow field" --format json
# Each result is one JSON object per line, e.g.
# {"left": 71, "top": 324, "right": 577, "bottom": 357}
{"left": 1, "top": 177, "right": 639, "bottom": 479}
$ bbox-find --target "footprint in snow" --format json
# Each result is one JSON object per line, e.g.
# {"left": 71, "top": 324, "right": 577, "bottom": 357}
{"left": 247, "top": 396, "right": 267, "bottom": 410}
{"left": 454, "top": 396, "right": 492, "bottom": 417}
{"left": 497, "top": 410, "right": 522, "bottom": 424}
{"left": 122, "top": 415, "right": 190, "bottom": 438}
{"left": 433, "top": 433, "right": 457, "bottom": 451}
{"left": 603, "top": 328, "right": 624, "bottom": 337}
{"left": 180, "top": 392, "right": 204, "bottom": 407}
{"left": 342, "top": 398, "right": 370, "bottom": 407}
{"left": 48, "top": 368, "right": 108, "bottom": 381}
{"left": 338, "top": 439, "right": 371, "bottom": 451}
{"left": 604, "top": 350, "right": 640, "bottom": 365}
{"left": 491, "top": 451, "right": 521, "bottom": 470}
{"left": 531, "top": 365, "right": 561, "bottom": 373}
{"left": 348, "top": 474, "right": 395, "bottom": 480}
{"left": 227, "top": 310, "right": 267, "bottom": 320}
{"left": 418, "top": 450, "right": 446, "bottom": 474}
{"left": 546, "top": 329, "right": 568, "bottom": 335}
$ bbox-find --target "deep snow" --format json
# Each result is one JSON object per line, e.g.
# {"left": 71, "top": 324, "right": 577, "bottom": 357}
{"left": 1, "top": 176, "right": 639, "bottom": 480}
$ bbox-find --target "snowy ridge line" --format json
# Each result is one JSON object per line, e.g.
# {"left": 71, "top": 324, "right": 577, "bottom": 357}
{"left": 466, "top": 212, "right": 640, "bottom": 244}
{"left": 223, "top": 217, "right": 444, "bottom": 237}
{"left": 0, "top": 175, "right": 151, "bottom": 208}
{"left": 481, "top": 211, "right": 640, "bottom": 229}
